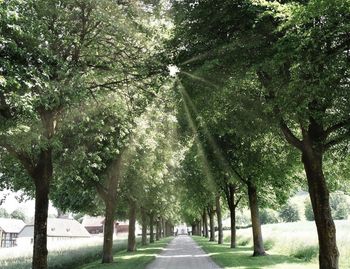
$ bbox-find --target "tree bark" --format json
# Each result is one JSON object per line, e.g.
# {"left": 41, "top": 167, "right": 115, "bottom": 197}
{"left": 141, "top": 207, "right": 148, "bottom": 246}
{"left": 223, "top": 183, "right": 240, "bottom": 248}
{"left": 32, "top": 149, "right": 52, "bottom": 269}
{"left": 280, "top": 116, "right": 340, "bottom": 268}
{"left": 161, "top": 218, "right": 165, "bottom": 237}
{"left": 208, "top": 207, "right": 215, "bottom": 241}
{"left": 102, "top": 200, "right": 117, "bottom": 263}
{"left": 156, "top": 219, "right": 160, "bottom": 241}
{"left": 216, "top": 195, "right": 223, "bottom": 244}
{"left": 202, "top": 209, "right": 208, "bottom": 238}
{"left": 99, "top": 157, "right": 122, "bottom": 263}
{"left": 149, "top": 213, "right": 154, "bottom": 243}
{"left": 31, "top": 110, "right": 56, "bottom": 269}
{"left": 302, "top": 151, "right": 339, "bottom": 269}
{"left": 127, "top": 200, "right": 137, "bottom": 252}
{"left": 247, "top": 181, "right": 266, "bottom": 256}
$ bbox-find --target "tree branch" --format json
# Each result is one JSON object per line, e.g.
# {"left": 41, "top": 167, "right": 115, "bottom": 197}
{"left": 280, "top": 119, "right": 304, "bottom": 151}
{"left": 325, "top": 118, "right": 350, "bottom": 136}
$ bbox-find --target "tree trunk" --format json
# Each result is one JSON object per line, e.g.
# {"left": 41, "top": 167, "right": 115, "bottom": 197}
{"left": 149, "top": 213, "right": 154, "bottom": 243}
{"left": 208, "top": 208, "right": 215, "bottom": 241}
{"left": 224, "top": 184, "right": 238, "bottom": 248}
{"left": 32, "top": 150, "right": 52, "bottom": 269}
{"left": 162, "top": 218, "right": 165, "bottom": 237}
{"left": 302, "top": 151, "right": 339, "bottom": 269}
{"left": 247, "top": 181, "right": 266, "bottom": 256}
{"left": 191, "top": 223, "right": 196, "bottom": 236}
{"left": 141, "top": 207, "right": 148, "bottom": 245}
{"left": 203, "top": 209, "right": 208, "bottom": 238}
{"left": 216, "top": 195, "right": 223, "bottom": 244}
{"left": 31, "top": 112, "right": 55, "bottom": 269}
{"left": 229, "top": 206, "right": 236, "bottom": 249}
{"left": 127, "top": 200, "right": 137, "bottom": 252}
{"left": 156, "top": 219, "right": 160, "bottom": 241}
{"left": 102, "top": 200, "right": 116, "bottom": 263}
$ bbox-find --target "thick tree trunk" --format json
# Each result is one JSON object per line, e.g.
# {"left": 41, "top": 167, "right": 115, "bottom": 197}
{"left": 149, "top": 213, "right": 155, "bottom": 243}
{"left": 102, "top": 200, "right": 116, "bottom": 263}
{"left": 32, "top": 150, "right": 52, "bottom": 269}
{"left": 127, "top": 200, "right": 137, "bottom": 252}
{"left": 302, "top": 151, "right": 339, "bottom": 269}
{"left": 203, "top": 209, "right": 208, "bottom": 238}
{"left": 208, "top": 208, "right": 215, "bottom": 242}
{"left": 31, "top": 112, "right": 55, "bottom": 269}
{"left": 247, "top": 181, "right": 266, "bottom": 256}
{"left": 216, "top": 195, "right": 223, "bottom": 244}
{"left": 141, "top": 207, "right": 148, "bottom": 245}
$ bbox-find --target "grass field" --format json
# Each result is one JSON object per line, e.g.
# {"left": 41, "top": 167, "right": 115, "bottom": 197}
{"left": 194, "top": 236, "right": 317, "bottom": 269}
{"left": 77, "top": 237, "right": 173, "bottom": 269}
{"left": 208, "top": 220, "right": 350, "bottom": 269}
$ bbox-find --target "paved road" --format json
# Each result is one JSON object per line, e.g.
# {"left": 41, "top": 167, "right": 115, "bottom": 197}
{"left": 146, "top": 235, "right": 221, "bottom": 269}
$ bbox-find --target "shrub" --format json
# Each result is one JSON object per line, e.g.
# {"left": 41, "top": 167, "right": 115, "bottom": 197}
{"left": 237, "top": 236, "right": 250, "bottom": 246}
{"left": 264, "top": 239, "right": 275, "bottom": 251}
{"left": 260, "top": 208, "right": 280, "bottom": 224}
{"left": 279, "top": 201, "right": 300, "bottom": 223}
{"left": 330, "top": 192, "right": 350, "bottom": 220}
{"left": 236, "top": 211, "right": 251, "bottom": 227}
{"left": 292, "top": 245, "right": 318, "bottom": 262}
{"left": 304, "top": 199, "right": 314, "bottom": 221}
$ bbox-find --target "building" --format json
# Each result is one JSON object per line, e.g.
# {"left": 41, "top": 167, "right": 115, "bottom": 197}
{"left": 82, "top": 216, "right": 106, "bottom": 234}
{"left": 82, "top": 216, "right": 140, "bottom": 235}
{"left": 0, "top": 218, "right": 26, "bottom": 248}
{"left": 17, "top": 218, "right": 90, "bottom": 246}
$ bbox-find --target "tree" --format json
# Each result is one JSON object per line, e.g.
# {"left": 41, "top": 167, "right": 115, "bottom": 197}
{"left": 0, "top": 208, "right": 9, "bottom": 218}
{"left": 279, "top": 202, "right": 300, "bottom": 223}
{"left": 10, "top": 209, "right": 26, "bottom": 221}
{"left": 0, "top": 1, "right": 166, "bottom": 267}
{"left": 171, "top": 1, "right": 350, "bottom": 267}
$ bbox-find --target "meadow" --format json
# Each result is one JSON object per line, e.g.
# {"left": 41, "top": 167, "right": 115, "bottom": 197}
{"left": 0, "top": 237, "right": 128, "bottom": 269}
{"left": 219, "top": 220, "right": 350, "bottom": 268}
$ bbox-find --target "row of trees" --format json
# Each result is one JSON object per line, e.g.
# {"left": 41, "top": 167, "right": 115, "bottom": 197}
{"left": 0, "top": 1, "right": 181, "bottom": 269}
{"left": 171, "top": 1, "right": 350, "bottom": 269}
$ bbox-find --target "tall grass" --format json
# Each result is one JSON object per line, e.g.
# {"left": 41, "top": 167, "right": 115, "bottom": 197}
{"left": 0, "top": 238, "right": 128, "bottom": 269}
{"left": 223, "top": 220, "right": 350, "bottom": 268}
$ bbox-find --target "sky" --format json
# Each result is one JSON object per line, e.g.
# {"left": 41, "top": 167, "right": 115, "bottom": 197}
{"left": 0, "top": 189, "right": 58, "bottom": 219}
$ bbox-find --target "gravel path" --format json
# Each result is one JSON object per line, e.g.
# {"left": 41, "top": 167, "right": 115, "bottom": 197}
{"left": 146, "top": 235, "right": 221, "bottom": 269}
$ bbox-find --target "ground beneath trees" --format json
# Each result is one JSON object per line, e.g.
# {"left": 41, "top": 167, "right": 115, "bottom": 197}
{"left": 146, "top": 235, "right": 221, "bottom": 269}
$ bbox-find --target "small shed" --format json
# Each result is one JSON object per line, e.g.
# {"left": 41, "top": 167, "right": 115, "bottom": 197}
{"left": 18, "top": 218, "right": 90, "bottom": 245}
{"left": 0, "top": 218, "right": 26, "bottom": 248}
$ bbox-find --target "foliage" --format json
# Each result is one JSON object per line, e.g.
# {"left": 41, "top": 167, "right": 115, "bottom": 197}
{"left": 279, "top": 201, "right": 300, "bottom": 223}
{"left": 10, "top": 209, "right": 26, "bottom": 221}
{"left": 260, "top": 209, "right": 280, "bottom": 225}
{"left": 330, "top": 192, "right": 350, "bottom": 220}
{"left": 304, "top": 199, "right": 314, "bottom": 221}
{"left": 0, "top": 208, "right": 9, "bottom": 218}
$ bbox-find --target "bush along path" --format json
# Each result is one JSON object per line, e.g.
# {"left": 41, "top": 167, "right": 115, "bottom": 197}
{"left": 77, "top": 237, "right": 173, "bottom": 269}
{"left": 193, "top": 236, "right": 319, "bottom": 269}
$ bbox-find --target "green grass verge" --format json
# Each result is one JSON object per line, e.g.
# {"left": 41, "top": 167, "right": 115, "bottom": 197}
{"left": 77, "top": 237, "right": 173, "bottom": 269}
{"left": 193, "top": 236, "right": 318, "bottom": 269}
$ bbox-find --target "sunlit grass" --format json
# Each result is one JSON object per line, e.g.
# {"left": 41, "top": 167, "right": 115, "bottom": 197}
{"left": 221, "top": 220, "right": 350, "bottom": 268}
{"left": 77, "top": 237, "right": 173, "bottom": 269}
{"left": 193, "top": 236, "right": 317, "bottom": 269}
